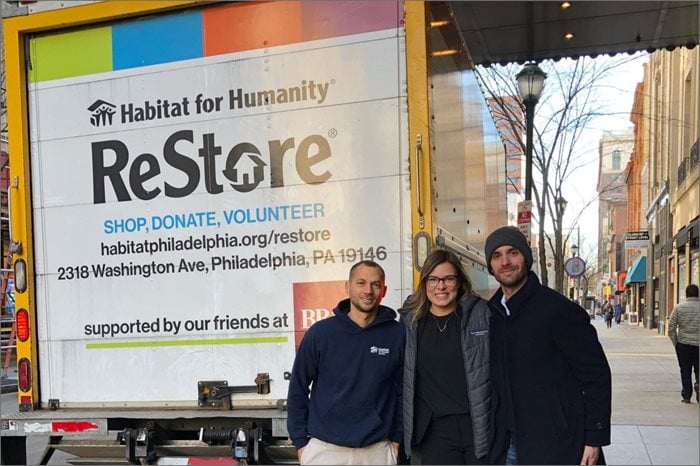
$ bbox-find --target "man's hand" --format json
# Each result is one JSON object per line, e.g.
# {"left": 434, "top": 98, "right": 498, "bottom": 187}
{"left": 297, "top": 447, "right": 304, "bottom": 462}
{"left": 580, "top": 445, "right": 600, "bottom": 465}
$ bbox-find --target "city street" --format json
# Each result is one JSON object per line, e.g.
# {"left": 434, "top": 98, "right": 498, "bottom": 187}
{"left": 1, "top": 316, "right": 699, "bottom": 465}
{"left": 594, "top": 317, "right": 699, "bottom": 465}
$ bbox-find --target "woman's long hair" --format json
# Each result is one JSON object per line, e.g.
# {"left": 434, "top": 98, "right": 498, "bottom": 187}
{"left": 405, "top": 249, "right": 473, "bottom": 325}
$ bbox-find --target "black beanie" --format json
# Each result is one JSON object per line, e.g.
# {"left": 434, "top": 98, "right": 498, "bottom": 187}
{"left": 484, "top": 226, "right": 533, "bottom": 274}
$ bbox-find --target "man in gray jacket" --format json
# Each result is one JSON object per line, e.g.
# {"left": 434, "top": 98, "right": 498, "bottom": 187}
{"left": 668, "top": 284, "right": 700, "bottom": 403}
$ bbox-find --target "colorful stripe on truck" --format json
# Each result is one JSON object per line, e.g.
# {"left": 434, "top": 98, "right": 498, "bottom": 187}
{"left": 28, "top": 1, "right": 401, "bottom": 83}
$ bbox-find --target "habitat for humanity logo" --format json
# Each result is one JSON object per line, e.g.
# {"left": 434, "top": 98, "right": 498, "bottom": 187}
{"left": 88, "top": 100, "right": 117, "bottom": 127}
{"left": 85, "top": 79, "right": 333, "bottom": 129}
{"left": 369, "top": 346, "right": 390, "bottom": 356}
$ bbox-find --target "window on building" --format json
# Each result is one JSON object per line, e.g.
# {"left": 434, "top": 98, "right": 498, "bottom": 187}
{"left": 612, "top": 150, "right": 621, "bottom": 170}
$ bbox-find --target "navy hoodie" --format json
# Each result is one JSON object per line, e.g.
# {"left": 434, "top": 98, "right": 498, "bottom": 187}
{"left": 287, "top": 299, "right": 405, "bottom": 449}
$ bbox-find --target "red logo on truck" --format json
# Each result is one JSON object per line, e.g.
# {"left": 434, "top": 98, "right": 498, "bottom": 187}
{"left": 292, "top": 280, "right": 346, "bottom": 350}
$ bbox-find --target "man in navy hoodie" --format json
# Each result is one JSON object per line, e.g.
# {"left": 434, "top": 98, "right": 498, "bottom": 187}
{"left": 287, "top": 260, "right": 405, "bottom": 465}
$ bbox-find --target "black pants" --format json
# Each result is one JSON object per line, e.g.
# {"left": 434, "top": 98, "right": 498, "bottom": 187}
{"left": 416, "top": 414, "right": 482, "bottom": 465}
{"left": 675, "top": 342, "right": 700, "bottom": 400}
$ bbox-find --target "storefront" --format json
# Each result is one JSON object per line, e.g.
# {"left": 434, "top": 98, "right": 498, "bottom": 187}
{"left": 625, "top": 256, "right": 647, "bottom": 324}
{"left": 675, "top": 217, "right": 700, "bottom": 296}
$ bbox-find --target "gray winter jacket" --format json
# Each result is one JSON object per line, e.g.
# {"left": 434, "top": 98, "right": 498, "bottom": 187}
{"left": 669, "top": 297, "right": 700, "bottom": 346}
{"left": 400, "top": 294, "right": 492, "bottom": 460}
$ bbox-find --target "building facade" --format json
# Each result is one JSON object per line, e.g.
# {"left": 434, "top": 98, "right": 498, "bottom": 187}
{"left": 633, "top": 48, "right": 700, "bottom": 333}
{"left": 597, "top": 129, "right": 633, "bottom": 301}
{"left": 623, "top": 80, "right": 650, "bottom": 324}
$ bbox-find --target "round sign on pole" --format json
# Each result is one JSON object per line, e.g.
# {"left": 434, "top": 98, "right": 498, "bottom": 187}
{"left": 564, "top": 257, "right": 586, "bottom": 278}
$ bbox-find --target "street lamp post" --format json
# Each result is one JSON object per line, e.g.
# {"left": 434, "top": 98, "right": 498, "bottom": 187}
{"left": 555, "top": 196, "right": 568, "bottom": 293}
{"left": 558, "top": 193, "right": 585, "bottom": 303}
{"left": 569, "top": 227, "right": 582, "bottom": 303}
{"left": 516, "top": 63, "right": 547, "bottom": 201}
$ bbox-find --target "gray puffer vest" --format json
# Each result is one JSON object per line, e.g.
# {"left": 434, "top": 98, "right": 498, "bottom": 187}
{"left": 400, "top": 294, "right": 492, "bottom": 460}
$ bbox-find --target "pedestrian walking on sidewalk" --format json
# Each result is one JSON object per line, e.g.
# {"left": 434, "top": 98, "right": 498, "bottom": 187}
{"left": 668, "top": 284, "right": 700, "bottom": 404}
{"left": 484, "top": 226, "right": 611, "bottom": 465}
{"left": 613, "top": 303, "right": 623, "bottom": 324}
{"left": 604, "top": 301, "right": 614, "bottom": 328}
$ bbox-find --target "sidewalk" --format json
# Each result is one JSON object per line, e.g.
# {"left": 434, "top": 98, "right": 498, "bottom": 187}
{"left": 593, "top": 317, "right": 699, "bottom": 465}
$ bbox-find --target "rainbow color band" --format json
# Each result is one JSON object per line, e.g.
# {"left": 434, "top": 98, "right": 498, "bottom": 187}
{"left": 29, "top": 1, "right": 401, "bottom": 83}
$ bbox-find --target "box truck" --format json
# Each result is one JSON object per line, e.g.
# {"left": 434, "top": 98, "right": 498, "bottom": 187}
{"left": 1, "top": 1, "right": 504, "bottom": 463}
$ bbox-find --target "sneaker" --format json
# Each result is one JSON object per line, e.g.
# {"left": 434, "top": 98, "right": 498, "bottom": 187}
{"left": 681, "top": 398, "right": 691, "bottom": 404}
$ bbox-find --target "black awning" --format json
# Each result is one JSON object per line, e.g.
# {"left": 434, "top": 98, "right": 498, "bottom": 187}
{"left": 676, "top": 217, "right": 700, "bottom": 248}
{"left": 451, "top": 1, "right": 699, "bottom": 66}
{"left": 661, "top": 240, "right": 674, "bottom": 255}
{"left": 676, "top": 228, "right": 689, "bottom": 247}
{"left": 690, "top": 218, "right": 700, "bottom": 247}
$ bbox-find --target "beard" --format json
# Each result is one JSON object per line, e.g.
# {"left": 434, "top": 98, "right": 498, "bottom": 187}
{"left": 494, "top": 266, "right": 528, "bottom": 288}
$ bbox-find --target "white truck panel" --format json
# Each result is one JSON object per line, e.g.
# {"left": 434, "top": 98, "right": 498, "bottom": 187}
{"left": 27, "top": 23, "right": 411, "bottom": 405}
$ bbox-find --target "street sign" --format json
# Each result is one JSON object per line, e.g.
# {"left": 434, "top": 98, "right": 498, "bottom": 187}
{"left": 517, "top": 200, "right": 532, "bottom": 244}
{"left": 565, "top": 256, "right": 586, "bottom": 278}
{"left": 624, "top": 230, "right": 649, "bottom": 249}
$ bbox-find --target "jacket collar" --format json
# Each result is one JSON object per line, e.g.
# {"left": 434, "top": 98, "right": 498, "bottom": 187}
{"left": 489, "top": 271, "right": 540, "bottom": 317}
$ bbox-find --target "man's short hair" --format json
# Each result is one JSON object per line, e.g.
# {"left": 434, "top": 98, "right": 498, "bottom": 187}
{"left": 349, "top": 260, "right": 385, "bottom": 283}
{"left": 686, "top": 284, "right": 699, "bottom": 298}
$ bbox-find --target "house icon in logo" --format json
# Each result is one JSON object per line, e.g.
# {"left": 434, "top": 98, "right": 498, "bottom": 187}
{"left": 87, "top": 100, "right": 117, "bottom": 127}
{"left": 222, "top": 148, "right": 267, "bottom": 193}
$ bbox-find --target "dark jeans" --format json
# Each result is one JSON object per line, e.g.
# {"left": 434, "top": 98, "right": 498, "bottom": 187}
{"left": 504, "top": 441, "right": 607, "bottom": 465}
{"left": 505, "top": 439, "right": 518, "bottom": 465}
{"left": 416, "top": 414, "right": 482, "bottom": 465}
{"left": 675, "top": 342, "right": 700, "bottom": 400}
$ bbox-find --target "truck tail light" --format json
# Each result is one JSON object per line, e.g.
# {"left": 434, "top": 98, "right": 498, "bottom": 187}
{"left": 18, "top": 358, "right": 31, "bottom": 392}
{"left": 14, "top": 259, "right": 27, "bottom": 293}
{"left": 16, "top": 309, "right": 30, "bottom": 341}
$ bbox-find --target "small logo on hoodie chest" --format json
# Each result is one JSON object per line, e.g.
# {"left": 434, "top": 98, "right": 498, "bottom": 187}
{"left": 369, "top": 346, "right": 390, "bottom": 356}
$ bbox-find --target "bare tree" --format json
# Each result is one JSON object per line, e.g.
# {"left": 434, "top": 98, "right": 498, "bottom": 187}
{"left": 476, "top": 56, "right": 638, "bottom": 292}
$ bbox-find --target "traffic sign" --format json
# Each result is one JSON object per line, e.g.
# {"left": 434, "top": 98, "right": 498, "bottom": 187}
{"left": 517, "top": 200, "right": 532, "bottom": 244}
{"left": 565, "top": 256, "right": 586, "bottom": 278}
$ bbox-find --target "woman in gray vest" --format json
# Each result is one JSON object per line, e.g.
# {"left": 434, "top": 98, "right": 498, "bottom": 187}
{"left": 400, "top": 249, "right": 492, "bottom": 464}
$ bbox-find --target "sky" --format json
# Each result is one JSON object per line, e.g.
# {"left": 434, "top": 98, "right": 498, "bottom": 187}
{"left": 552, "top": 53, "right": 648, "bottom": 258}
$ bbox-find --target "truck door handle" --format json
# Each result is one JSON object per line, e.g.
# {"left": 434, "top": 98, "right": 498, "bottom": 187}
{"left": 415, "top": 134, "right": 423, "bottom": 218}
